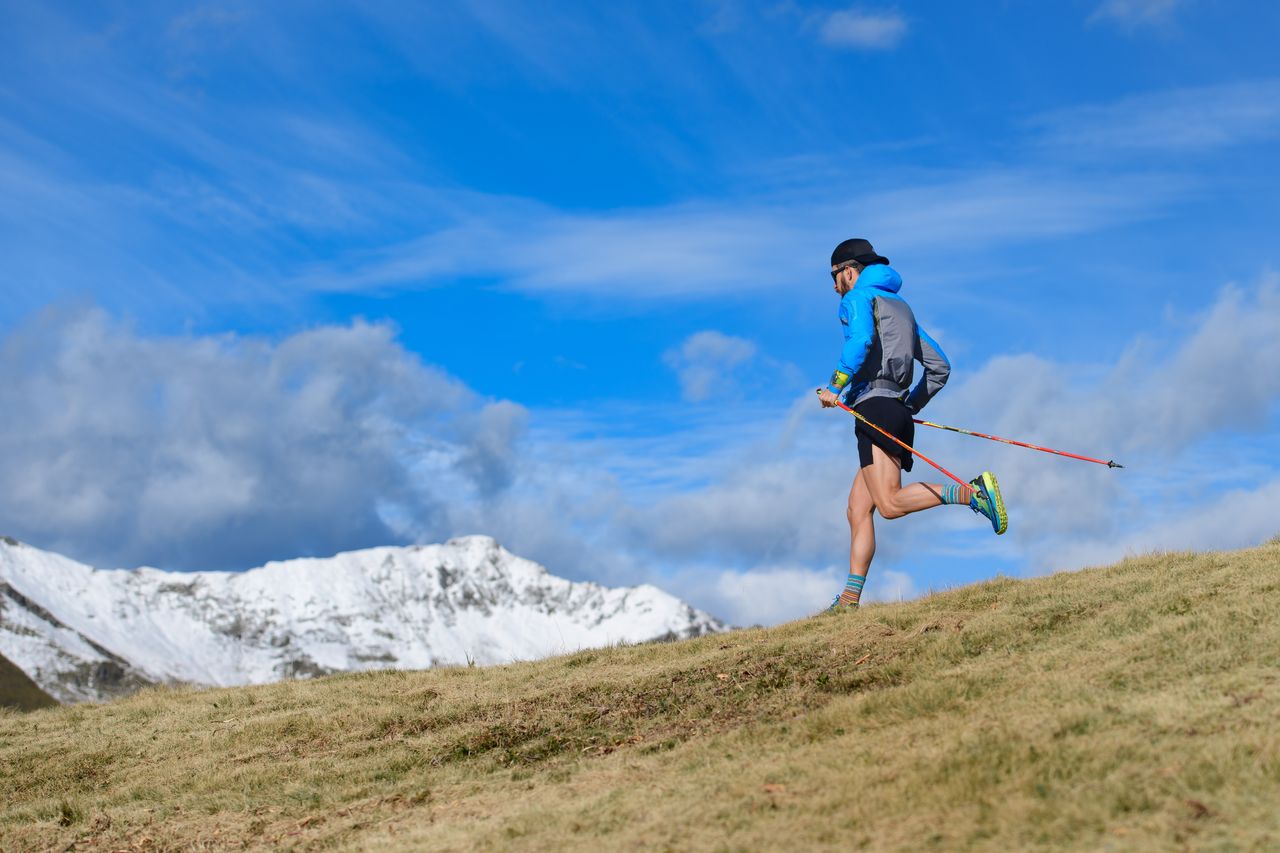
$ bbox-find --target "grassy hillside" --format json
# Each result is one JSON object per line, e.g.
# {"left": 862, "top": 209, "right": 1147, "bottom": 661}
{"left": 0, "top": 652, "right": 58, "bottom": 713}
{"left": 2, "top": 542, "right": 1279, "bottom": 851}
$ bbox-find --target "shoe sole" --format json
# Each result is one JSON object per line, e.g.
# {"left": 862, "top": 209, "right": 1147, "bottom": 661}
{"left": 978, "top": 471, "right": 1008, "bottom": 535}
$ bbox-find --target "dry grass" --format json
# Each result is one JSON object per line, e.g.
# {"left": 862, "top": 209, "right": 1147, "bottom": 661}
{"left": 0, "top": 652, "right": 58, "bottom": 712}
{"left": 3, "top": 542, "right": 1279, "bottom": 851}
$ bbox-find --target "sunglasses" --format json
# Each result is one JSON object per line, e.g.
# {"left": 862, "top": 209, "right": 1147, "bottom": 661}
{"left": 830, "top": 260, "right": 861, "bottom": 282}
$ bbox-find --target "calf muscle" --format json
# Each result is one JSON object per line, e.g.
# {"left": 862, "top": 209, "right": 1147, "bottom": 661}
{"left": 862, "top": 445, "right": 944, "bottom": 519}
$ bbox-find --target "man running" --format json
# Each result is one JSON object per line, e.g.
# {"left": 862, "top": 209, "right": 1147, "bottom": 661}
{"left": 816, "top": 238, "right": 1006, "bottom": 610}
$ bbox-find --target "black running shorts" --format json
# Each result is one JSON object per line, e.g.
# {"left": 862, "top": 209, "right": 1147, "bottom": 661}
{"left": 854, "top": 396, "right": 914, "bottom": 472}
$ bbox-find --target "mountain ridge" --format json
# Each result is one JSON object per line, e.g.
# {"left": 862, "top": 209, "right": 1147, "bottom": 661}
{"left": 0, "top": 535, "right": 725, "bottom": 704}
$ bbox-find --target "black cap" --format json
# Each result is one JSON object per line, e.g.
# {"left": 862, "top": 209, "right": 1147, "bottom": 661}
{"left": 831, "top": 238, "right": 889, "bottom": 267}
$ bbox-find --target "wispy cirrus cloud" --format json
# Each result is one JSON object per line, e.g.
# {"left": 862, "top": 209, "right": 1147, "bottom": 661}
{"left": 295, "top": 167, "right": 1186, "bottom": 300}
{"left": 1088, "top": 0, "right": 1191, "bottom": 28}
{"left": 818, "top": 8, "right": 908, "bottom": 50}
{"left": 1029, "top": 79, "right": 1280, "bottom": 154}
{"left": 0, "top": 2, "right": 1258, "bottom": 320}
{"left": 291, "top": 76, "right": 1279, "bottom": 303}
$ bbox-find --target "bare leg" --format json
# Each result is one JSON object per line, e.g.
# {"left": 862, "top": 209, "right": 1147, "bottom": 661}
{"left": 861, "top": 444, "right": 949, "bottom": 520}
{"left": 847, "top": 468, "right": 876, "bottom": 576}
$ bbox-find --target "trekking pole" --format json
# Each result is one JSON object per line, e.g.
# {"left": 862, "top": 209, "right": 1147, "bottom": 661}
{"left": 817, "top": 390, "right": 972, "bottom": 490}
{"left": 912, "top": 418, "right": 1124, "bottom": 468}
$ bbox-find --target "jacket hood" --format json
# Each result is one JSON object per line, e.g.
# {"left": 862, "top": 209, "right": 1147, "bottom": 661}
{"left": 858, "top": 264, "right": 902, "bottom": 294}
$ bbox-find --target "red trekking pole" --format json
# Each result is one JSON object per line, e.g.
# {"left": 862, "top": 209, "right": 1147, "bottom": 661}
{"left": 912, "top": 418, "right": 1124, "bottom": 468}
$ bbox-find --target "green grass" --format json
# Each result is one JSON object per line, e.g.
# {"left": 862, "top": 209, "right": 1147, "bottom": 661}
{"left": 0, "top": 652, "right": 58, "bottom": 713}
{"left": 2, "top": 542, "right": 1279, "bottom": 850}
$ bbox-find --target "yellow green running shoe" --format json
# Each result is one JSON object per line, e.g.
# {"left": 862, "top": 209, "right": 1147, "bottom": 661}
{"left": 827, "top": 593, "right": 852, "bottom": 612}
{"left": 969, "top": 471, "right": 1008, "bottom": 535}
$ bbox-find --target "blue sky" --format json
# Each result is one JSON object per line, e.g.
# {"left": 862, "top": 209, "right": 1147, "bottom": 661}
{"left": 2, "top": 0, "right": 1279, "bottom": 625}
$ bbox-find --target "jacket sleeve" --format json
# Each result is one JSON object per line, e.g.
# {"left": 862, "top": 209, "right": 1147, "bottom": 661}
{"left": 828, "top": 293, "right": 874, "bottom": 394}
{"left": 904, "top": 324, "right": 950, "bottom": 413}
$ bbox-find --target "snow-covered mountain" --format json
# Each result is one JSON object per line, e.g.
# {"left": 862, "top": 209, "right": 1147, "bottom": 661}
{"left": 0, "top": 535, "right": 726, "bottom": 704}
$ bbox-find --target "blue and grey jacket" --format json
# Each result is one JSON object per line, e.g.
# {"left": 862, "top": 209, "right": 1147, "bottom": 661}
{"left": 827, "top": 265, "right": 950, "bottom": 412}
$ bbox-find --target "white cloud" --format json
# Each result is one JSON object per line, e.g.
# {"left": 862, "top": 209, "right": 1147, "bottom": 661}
{"left": 946, "top": 274, "right": 1280, "bottom": 464}
{"left": 663, "top": 560, "right": 917, "bottom": 628}
{"left": 864, "top": 568, "right": 917, "bottom": 603}
{"left": 706, "top": 564, "right": 841, "bottom": 626}
{"left": 629, "top": 455, "right": 851, "bottom": 564}
{"left": 668, "top": 561, "right": 918, "bottom": 627}
{"left": 663, "top": 331, "right": 758, "bottom": 402}
{"left": 562, "top": 273, "right": 1280, "bottom": 616}
{"left": 819, "top": 9, "right": 908, "bottom": 50}
{"left": 0, "top": 307, "right": 525, "bottom": 572}
{"left": 902, "top": 273, "right": 1280, "bottom": 570}
{"left": 1045, "top": 478, "right": 1280, "bottom": 572}
{"left": 3, "top": 274, "right": 1277, "bottom": 627}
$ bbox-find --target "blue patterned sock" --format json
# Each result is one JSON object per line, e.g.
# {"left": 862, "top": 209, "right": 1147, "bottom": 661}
{"left": 838, "top": 574, "right": 866, "bottom": 607}
{"left": 939, "top": 483, "right": 975, "bottom": 506}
